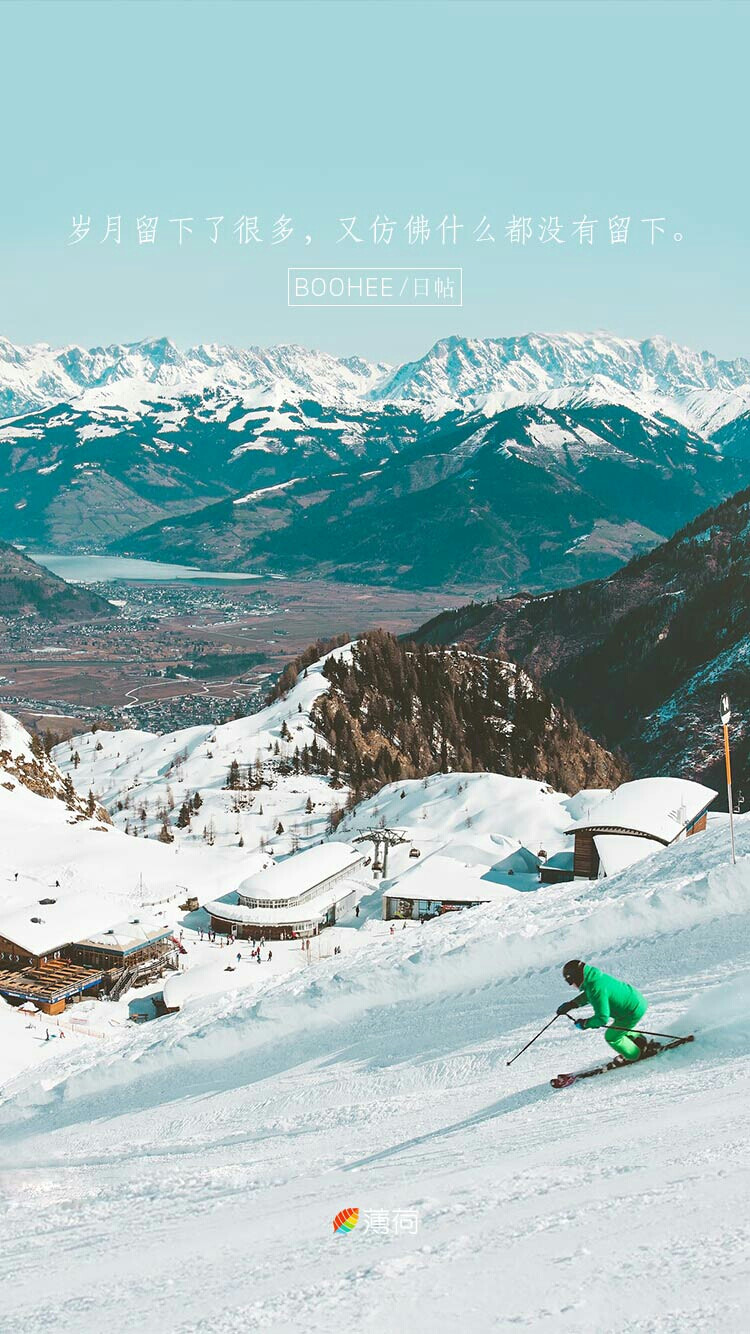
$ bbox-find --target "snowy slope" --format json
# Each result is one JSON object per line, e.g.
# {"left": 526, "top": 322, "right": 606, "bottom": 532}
{"left": 0, "top": 709, "right": 263, "bottom": 922}
{"left": 0, "top": 816, "right": 747, "bottom": 1329}
{"left": 336, "top": 771, "right": 607, "bottom": 889}
{"left": 54, "top": 646, "right": 356, "bottom": 856}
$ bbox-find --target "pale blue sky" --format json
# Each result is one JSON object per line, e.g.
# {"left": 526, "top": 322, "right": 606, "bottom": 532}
{"left": 1, "top": 0, "right": 748, "bottom": 362}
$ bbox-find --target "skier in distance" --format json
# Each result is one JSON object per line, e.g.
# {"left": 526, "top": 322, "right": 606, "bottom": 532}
{"left": 557, "top": 960, "right": 651, "bottom": 1062}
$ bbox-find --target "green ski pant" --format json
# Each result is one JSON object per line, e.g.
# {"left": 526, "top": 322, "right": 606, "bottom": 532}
{"left": 604, "top": 1001, "right": 648, "bottom": 1062}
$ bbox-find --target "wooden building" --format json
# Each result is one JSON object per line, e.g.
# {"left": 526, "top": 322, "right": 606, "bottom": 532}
{"left": 539, "top": 851, "right": 575, "bottom": 884}
{"left": 0, "top": 960, "right": 103, "bottom": 1016}
{"left": 0, "top": 892, "right": 171, "bottom": 1014}
{"left": 70, "top": 919, "right": 174, "bottom": 973}
{"left": 565, "top": 778, "right": 717, "bottom": 880}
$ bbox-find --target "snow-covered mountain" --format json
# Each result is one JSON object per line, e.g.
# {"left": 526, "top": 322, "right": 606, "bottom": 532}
{"left": 373, "top": 332, "right": 750, "bottom": 425}
{"left": 413, "top": 481, "right": 750, "bottom": 786}
{"left": 0, "top": 335, "right": 390, "bottom": 420}
{"left": 6, "top": 329, "right": 750, "bottom": 591}
{"left": 53, "top": 635, "right": 623, "bottom": 850}
{"left": 3, "top": 330, "right": 750, "bottom": 428}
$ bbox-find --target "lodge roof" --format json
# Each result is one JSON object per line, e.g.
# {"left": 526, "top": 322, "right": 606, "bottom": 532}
{"left": 206, "top": 876, "right": 361, "bottom": 928}
{"left": 237, "top": 842, "right": 365, "bottom": 904}
{"left": 75, "top": 918, "right": 171, "bottom": 954}
{"left": 383, "top": 855, "right": 519, "bottom": 906}
{"left": 0, "top": 888, "right": 131, "bottom": 955}
{"left": 564, "top": 778, "right": 717, "bottom": 844}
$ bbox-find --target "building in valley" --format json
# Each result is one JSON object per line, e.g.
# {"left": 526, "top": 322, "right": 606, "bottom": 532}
{"left": 565, "top": 777, "right": 717, "bottom": 880}
{"left": 205, "top": 842, "right": 368, "bottom": 941}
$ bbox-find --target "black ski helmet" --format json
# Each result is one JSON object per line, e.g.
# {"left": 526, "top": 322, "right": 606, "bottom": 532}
{"left": 563, "top": 959, "right": 585, "bottom": 986}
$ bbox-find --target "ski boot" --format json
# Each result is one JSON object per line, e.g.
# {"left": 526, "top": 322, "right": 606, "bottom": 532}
{"left": 633, "top": 1034, "right": 660, "bottom": 1059}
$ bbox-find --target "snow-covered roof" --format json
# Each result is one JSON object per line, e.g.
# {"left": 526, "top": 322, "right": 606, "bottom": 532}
{"left": 383, "top": 855, "right": 516, "bottom": 906}
{"left": 238, "top": 842, "right": 365, "bottom": 904}
{"left": 75, "top": 917, "right": 172, "bottom": 953}
{"left": 0, "top": 889, "right": 131, "bottom": 956}
{"left": 543, "top": 850, "right": 574, "bottom": 870}
{"left": 206, "top": 877, "right": 360, "bottom": 928}
{"left": 594, "top": 834, "right": 657, "bottom": 878}
{"left": 565, "top": 778, "right": 717, "bottom": 844}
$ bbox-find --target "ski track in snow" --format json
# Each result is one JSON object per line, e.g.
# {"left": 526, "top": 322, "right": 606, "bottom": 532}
{"left": 1, "top": 817, "right": 750, "bottom": 1331}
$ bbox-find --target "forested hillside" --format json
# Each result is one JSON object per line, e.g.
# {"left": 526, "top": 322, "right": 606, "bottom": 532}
{"left": 414, "top": 485, "right": 750, "bottom": 788}
{"left": 310, "top": 631, "right": 627, "bottom": 799}
{"left": 0, "top": 541, "right": 113, "bottom": 621}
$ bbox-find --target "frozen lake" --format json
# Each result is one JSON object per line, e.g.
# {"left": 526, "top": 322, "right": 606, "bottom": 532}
{"left": 29, "top": 553, "right": 269, "bottom": 584}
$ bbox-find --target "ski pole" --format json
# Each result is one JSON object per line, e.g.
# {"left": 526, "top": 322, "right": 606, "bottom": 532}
{"left": 565, "top": 1016, "right": 686, "bottom": 1041}
{"left": 506, "top": 1013, "right": 561, "bottom": 1066}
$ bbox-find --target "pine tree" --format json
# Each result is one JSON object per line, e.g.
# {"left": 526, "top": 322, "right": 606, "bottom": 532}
{"left": 177, "top": 800, "right": 191, "bottom": 829}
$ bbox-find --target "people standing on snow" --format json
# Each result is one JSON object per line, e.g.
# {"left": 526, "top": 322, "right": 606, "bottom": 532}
{"left": 355, "top": 904, "right": 360, "bottom": 918}
{"left": 236, "top": 952, "right": 241, "bottom": 965}
{"left": 268, "top": 950, "right": 272, "bottom": 961}
{"left": 557, "top": 960, "right": 650, "bottom": 1061}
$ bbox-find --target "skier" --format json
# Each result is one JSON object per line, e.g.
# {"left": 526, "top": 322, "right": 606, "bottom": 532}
{"left": 557, "top": 959, "right": 650, "bottom": 1062}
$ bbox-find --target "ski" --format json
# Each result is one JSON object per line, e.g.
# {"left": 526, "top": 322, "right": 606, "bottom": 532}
{"left": 550, "top": 1035, "right": 694, "bottom": 1089}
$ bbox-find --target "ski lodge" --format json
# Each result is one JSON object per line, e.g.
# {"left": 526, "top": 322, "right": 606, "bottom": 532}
{"left": 0, "top": 889, "right": 175, "bottom": 1014}
{"left": 564, "top": 777, "right": 717, "bottom": 879}
{"left": 382, "top": 847, "right": 538, "bottom": 921}
{"left": 204, "top": 841, "right": 368, "bottom": 941}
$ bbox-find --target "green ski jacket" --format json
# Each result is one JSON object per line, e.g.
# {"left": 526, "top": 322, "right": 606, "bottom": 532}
{"left": 579, "top": 965, "right": 646, "bottom": 1030}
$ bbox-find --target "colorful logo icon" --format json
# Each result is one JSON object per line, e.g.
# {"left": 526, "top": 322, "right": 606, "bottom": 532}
{"left": 333, "top": 1207, "right": 359, "bottom": 1235}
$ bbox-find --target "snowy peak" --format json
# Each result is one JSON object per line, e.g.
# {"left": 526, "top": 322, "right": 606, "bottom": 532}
{"left": 372, "top": 332, "right": 750, "bottom": 422}
{"left": 0, "top": 336, "right": 392, "bottom": 420}
{"left": 2, "top": 331, "right": 750, "bottom": 430}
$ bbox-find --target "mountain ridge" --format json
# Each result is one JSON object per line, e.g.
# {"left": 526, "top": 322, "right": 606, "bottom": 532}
{"left": 4, "top": 330, "right": 750, "bottom": 426}
{"left": 411, "top": 482, "right": 750, "bottom": 787}
{"left": 5, "top": 330, "right": 750, "bottom": 595}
